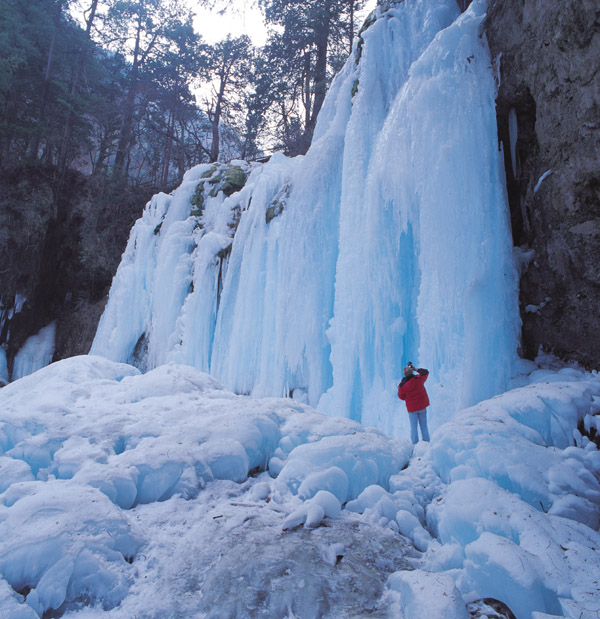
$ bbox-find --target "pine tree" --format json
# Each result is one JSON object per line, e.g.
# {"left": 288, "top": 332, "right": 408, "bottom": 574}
{"left": 258, "top": 0, "right": 365, "bottom": 154}
{"left": 199, "top": 36, "right": 253, "bottom": 163}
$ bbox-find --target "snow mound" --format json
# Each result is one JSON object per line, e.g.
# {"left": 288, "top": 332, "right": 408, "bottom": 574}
{"left": 0, "top": 483, "right": 141, "bottom": 616}
{"left": 388, "top": 569, "right": 469, "bottom": 619}
{"left": 1, "top": 356, "right": 599, "bottom": 618}
{"left": 275, "top": 432, "right": 412, "bottom": 503}
{"left": 429, "top": 380, "right": 600, "bottom": 528}
{"left": 394, "top": 369, "right": 600, "bottom": 619}
{"left": 0, "top": 356, "right": 411, "bottom": 617}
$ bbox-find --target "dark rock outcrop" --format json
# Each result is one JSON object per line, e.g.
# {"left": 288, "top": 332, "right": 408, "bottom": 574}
{"left": 486, "top": 0, "right": 600, "bottom": 366}
{"left": 0, "top": 165, "right": 154, "bottom": 378}
{"left": 468, "top": 598, "right": 516, "bottom": 619}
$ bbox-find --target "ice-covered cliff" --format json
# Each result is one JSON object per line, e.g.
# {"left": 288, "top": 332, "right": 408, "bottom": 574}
{"left": 92, "top": 0, "right": 520, "bottom": 437}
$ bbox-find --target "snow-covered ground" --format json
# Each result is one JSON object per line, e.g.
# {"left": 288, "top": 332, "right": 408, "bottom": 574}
{"left": 0, "top": 355, "right": 599, "bottom": 618}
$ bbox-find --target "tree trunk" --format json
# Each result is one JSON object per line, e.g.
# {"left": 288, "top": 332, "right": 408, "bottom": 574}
{"left": 94, "top": 131, "right": 111, "bottom": 175}
{"left": 177, "top": 117, "right": 186, "bottom": 178}
{"left": 210, "top": 106, "right": 221, "bottom": 163}
{"left": 304, "top": 7, "right": 330, "bottom": 148}
{"left": 58, "top": 0, "right": 99, "bottom": 174}
{"left": 161, "top": 111, "right": 174, "bottom": 186}
{"left": 302, "top": 50, "right": 312, "bottom": 129}
{"left": 29, "top": 6, "right": 59, "bottom": 160}
{"left": 1, "top": 98, "right": 18, "bottom": 164}
{"left": 114, "top": 14, "right": 142, "bottom": 178}
{"left": 114, "top": 85, "right": 138, "bottom": 177}
{"left": 349, "top": 0, "right": 354, "bottom": 54}
{"left": 210, "top": 73, "right": 227, "bottom": 163}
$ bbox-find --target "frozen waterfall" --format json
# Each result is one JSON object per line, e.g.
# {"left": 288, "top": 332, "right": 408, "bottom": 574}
{"left": 91, "top": 0, "right": 520, "bottom": 438}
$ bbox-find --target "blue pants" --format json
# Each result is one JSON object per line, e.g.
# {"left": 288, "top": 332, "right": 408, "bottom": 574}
{"left": 408, "top": 408, "right": 430, "bottom": 444}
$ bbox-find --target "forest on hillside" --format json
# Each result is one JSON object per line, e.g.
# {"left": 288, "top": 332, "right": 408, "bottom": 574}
{"left": 0, "top": 0, "right": 366, "bottom": 188}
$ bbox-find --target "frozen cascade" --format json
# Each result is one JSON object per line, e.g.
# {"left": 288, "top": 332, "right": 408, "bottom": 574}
{"left": 321, "top": 0, "right": 520, "bottom": 433}
{"left": 12, "top": 323, "right": 56, "bottom": 382}
{"left": 0, "top": 347, "right": 8, "bottom": 385}
{"left": 92, "top": 0, "right": 520, "bottom": 438}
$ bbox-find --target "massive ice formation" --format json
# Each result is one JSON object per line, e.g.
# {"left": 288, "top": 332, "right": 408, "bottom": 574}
{"left": 92, "top": 0, "right": 519, "bottom": 437}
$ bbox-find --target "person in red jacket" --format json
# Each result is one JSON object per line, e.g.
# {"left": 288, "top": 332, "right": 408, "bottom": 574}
{"left": 397, "top": 361, "right": 431, "bottom": 444}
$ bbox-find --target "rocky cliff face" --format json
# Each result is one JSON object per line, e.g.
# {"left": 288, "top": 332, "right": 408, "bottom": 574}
{"left": 485, "top": 0, "right": 600, "bottom": 367}
{"left": 0, "top": 166, "right": 153, "bottom": 380}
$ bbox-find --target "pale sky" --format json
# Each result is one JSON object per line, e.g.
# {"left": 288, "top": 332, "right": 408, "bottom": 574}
{"left": 72, "top": 0, "right": 377, "bottom": 48}
{"left": 191, "top": 0, "right": 378, "bottom": 46}
{"left": 192, "top": 1, "right": 268, "bottom": 46}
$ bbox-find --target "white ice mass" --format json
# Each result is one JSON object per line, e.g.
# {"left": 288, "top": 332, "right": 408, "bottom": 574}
{"left": 11, "top": 322, "right": 56, "bottom": 382}
{"left": 3, "top": 0, "right": 600, "bottom": 618}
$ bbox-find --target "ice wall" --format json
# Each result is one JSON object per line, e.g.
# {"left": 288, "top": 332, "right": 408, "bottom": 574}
{"left": 0, "top": 347, "right": 8, "bottom": 385}
{"left": 321, "top": 0, "right": 520, "bottom": 433}
{"left": 92, "top": 0, "right": 520, "bottom": 438}
{"left": 11, "top": 322, "right": 56, "bottom": 381}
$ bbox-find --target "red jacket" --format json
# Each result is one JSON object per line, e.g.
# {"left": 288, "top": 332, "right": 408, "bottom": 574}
{"left": 398, "top": 369, "right": 430, "bottom": 412}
